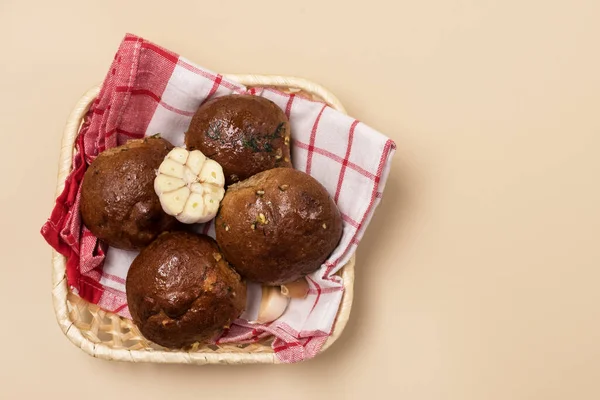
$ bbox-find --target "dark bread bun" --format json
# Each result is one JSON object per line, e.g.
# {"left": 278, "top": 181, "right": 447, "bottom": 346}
{"left": 80, "top": 137, "right": 179, "bottom": 250}
{"left": 215, "top": 168, "right": 343, "bottom": 285}
{"left": 125, "top": 231, "right": 246, "bottom": 348}
{"left": 185, "top": 95, "right": 292, "bottom": 185}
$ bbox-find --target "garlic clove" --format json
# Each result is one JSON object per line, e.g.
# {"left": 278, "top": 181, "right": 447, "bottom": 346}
{"left": 203, "top": 194, "right": 220, "bottom": 217}
{"left": 177, "top": 193, "right": 205, "bottom": 223}
{"left": 159, "top": 186, "right": 190, "bottom": 216}
{"left": 203, "top": 184, "right": 225, "bottom": 197}
{"left": 158, "top": 158, "right": 185, "bottom": 178}
{"left": 167, "top": 147, "right": 189, "bottom": 164}
{"left": 199, "top": 159, "right": 225, "bottom": 186}
{"left": 154, "top": 174, "right": 185, "bottom": 194}
{"left": 186, "top": 150, "right": 206, "bottom": 175}
{"left": 253, "top": 286, "right": 290, "bottom": 324}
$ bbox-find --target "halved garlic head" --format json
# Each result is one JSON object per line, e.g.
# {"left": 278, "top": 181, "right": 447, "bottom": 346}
{"left": 154, "top": 148, "right": 225, "bottom": 224}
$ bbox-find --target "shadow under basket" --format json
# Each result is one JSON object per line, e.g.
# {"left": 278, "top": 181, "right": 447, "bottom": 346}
{"left": 51, "top": 74, "right": 355, "bottom": 364}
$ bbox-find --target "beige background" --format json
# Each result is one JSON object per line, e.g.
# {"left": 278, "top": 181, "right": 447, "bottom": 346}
{"left": 1, "top": 0, "right": 599, "bottom": 399}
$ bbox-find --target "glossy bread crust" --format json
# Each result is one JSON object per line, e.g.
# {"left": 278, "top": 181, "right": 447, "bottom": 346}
{"left": 215, "top": 168, "right": 343, "bottom": 285}
{"left": 126, "top": 232, "right": 246, "bottom": 348}
{"left": 80, "top": 137, "right": 179, "bottom": 250}
{"left": 185, "top": 95, "right": 293, "bottom": 185}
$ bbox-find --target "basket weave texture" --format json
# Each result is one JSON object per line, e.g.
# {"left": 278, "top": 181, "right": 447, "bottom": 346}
{"left": 51, "top": 74, "right": 355, "bottom": 364}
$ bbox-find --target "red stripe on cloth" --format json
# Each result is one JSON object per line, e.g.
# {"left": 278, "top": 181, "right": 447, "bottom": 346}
{"left": 324, "top": 139, "right": 395, "bottom": 278}
{"left": 115, "top": 86, "right": 161, "bottom": 102}
{"left": 294, "top": 140, "right": 377, "bottom": 181}
{"left": 341, "top": 213, "right": 360, "bottom": 228}
{"left": 113, "top": 38, "right": 178, "bottom": 141}
{"left": 200, "top": 74, "right": 223, "bottom": 106}
{"left": 158, "top": 101, "right": 195, "bottom": 116}
{"left": 305, "top": 104, "right": 328, "bottom": 175}
{"left": 97, "top": 285, "right": 129, "bottom": 318}
{"left": 115, "top": 86, "right": 197, "bottom": 117}
{"left": 112, "top": 303, "right": 128, "bottom": 314}
{"left": 141, "top": 42, "right": 178, "bottom": 63}
{"left": 306, "top": 276, "right": 322, "bottom": 314}
{"left": 272, "top": 336, "right": 326, "bottom": 363}
{"left": 334, "top": 120, "right": 359, "bottom": 202}
{"left": 307, "top": 286, "right": 343, "bottom": 295}
{"left": 124, "top": 35, "right": 142, "bottom": 42}
{"left": 322, "top": 263, "right": 339, "bottom": 281}
{"left": 284, "top": 93, "right": 296, "bottom": 119}
{"left": 273, "top": 341, "right": 302, "bottom": 353}
{"left": 78, "top": 275, "right": 106, "bottom": 303}
{"left": 298, "top": 329, "right": 330, "bottom": 337}
{"left": 375, "top": 140, "right": 394, "bottom": 183}
{"left": 102, "top": 272, "right": 126, "bottom": 285}
{"left": 263, "top": 88, "right": 325, "bottom": 104}
{"left": 247, "top": 322, "right": 274, "bottom": 342}
{"left": 177, "top": 60, "right": 239, "bottom": 90}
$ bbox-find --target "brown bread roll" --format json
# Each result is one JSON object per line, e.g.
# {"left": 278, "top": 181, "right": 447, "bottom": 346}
{"left": 126, "top": 231, "right": 246, "bottom": 348}
{"left": 80, "top": 137, "right": 179, "bottom": 250}
{"left": 215, "top": 168, "right": 343, "bottom": 285}
{"left": 185, "top": 95, "right": 292, "bottom": 185}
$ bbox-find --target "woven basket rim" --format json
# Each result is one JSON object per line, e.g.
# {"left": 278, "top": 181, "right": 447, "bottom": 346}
{"left": 51, "top": 74, "right": 355, "bottom": 364}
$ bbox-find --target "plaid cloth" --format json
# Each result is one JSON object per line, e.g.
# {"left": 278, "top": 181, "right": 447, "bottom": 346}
{"left": 41, "top": 34, "right": 396, "bottom": 363}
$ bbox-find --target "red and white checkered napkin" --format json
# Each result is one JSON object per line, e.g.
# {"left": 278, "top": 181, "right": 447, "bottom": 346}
{"left": 41, "top": 34, "right": 395, "bottom": 363}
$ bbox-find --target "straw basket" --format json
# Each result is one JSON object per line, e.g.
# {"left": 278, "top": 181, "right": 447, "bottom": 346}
{"left": 51, "top": 74, "right": 355, "bottom": 364}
